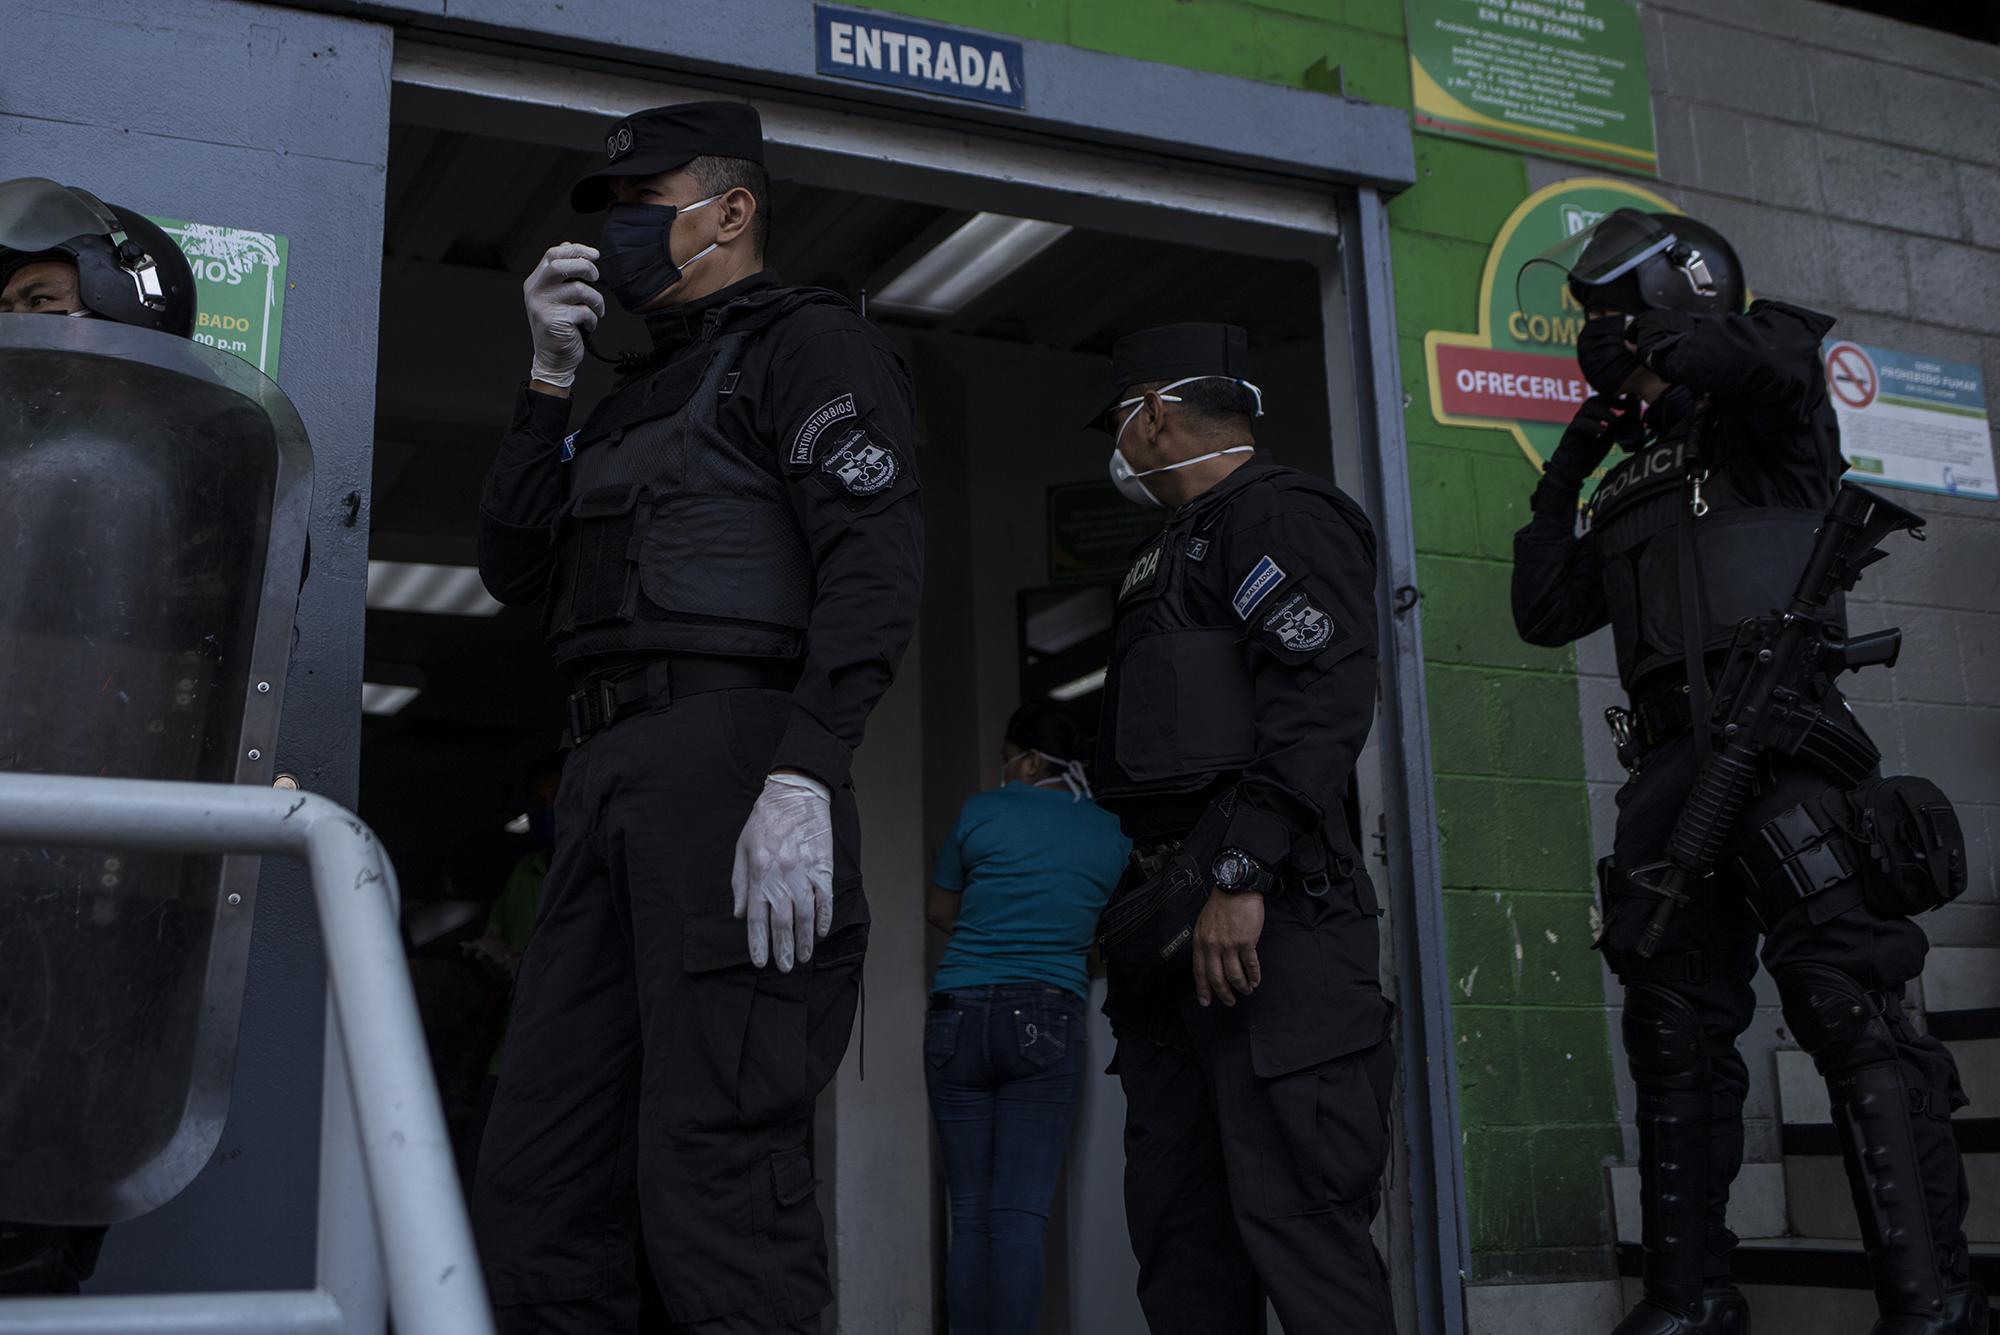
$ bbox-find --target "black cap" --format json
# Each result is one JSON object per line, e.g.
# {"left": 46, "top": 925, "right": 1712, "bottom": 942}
{"left": 570, "top": 101, "right": 765, "bottom": 213}
{"left": 1090, "top": 322, "right": 1254, "bottom": 429}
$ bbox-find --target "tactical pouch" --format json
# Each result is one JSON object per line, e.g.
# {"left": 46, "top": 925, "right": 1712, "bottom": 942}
{"left": 1848, "top": 775, "right": 1967, "bottom": 918}
{"left": 1732, "top": 797, "right": 1864, "bottom": 932}
{"left": 547, "top": 484, "right": 649, "bottom": 634}
{"left": 1096, "top": 850, "right": 1209, "bottom": 997}
{"left": 1734, "top": 776, "right": 1966, "bottom": 929}
{"left": 1096, "top": 794, "right": 1234, "bottom": 995}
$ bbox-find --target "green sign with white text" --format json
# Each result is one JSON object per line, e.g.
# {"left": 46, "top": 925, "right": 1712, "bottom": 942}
{"left": 1407, "top": 0, "right": 1657, "bottom": 175}
{"left": 152, "top": 218, "right": 288, "bottom": 378}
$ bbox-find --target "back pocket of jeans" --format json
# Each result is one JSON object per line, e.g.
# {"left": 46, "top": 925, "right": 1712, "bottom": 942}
{"left": 924, "top": 1009, "right": 961, "bottom": 1068}
{"left": 1015, "top": 1004, "right": 1071, "bottom": 1070}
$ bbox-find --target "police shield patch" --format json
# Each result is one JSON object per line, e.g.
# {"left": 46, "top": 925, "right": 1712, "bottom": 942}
{"left": 822, "top": 430, "right": 898, "bottom": 495}
{"left": 1262, "top": 592, "right": 1334, "bottom": 653}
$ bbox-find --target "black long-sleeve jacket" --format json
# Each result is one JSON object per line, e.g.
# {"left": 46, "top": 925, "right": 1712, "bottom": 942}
{"left": 478, "top": 271, "right": 923, "bottom": 789}
{"left": 1511, "top": 300, "right": 1843, "bottom": 664}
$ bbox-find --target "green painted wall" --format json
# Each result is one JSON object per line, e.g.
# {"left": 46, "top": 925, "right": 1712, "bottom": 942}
{"left": 869, "top": 0, "right": 1620, "bottom": 1281}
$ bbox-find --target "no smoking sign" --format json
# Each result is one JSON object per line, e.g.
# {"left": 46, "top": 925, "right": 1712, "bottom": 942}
{"left": 1825, "top": 342, "right": 1879, "bottom": 409}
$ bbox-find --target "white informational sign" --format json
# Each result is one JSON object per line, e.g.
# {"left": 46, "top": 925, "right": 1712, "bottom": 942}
{"left": 1824, "top": 339, "right": 1995, "bottom": 500}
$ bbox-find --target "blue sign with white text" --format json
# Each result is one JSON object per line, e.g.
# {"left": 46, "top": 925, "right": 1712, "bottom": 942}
{"left": 815, "top": 6, "right": 1027, "bottom": 109}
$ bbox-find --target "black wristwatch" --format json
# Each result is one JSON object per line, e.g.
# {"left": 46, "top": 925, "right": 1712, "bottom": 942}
{"left": 1212, "top": 847, "right": 1274, "bottom": 895}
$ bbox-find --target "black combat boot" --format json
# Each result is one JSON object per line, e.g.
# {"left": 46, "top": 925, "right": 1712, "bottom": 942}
{"left": 1612, "top": 1285, "right": 1750, "bottom": 1335}
{"left": 1869, "top": 1282, "right": 1988, "bottom": 1334}
{"left": 1615, "top": 987, "right": 1751, "bottom": 1335}
{"left": 1826, "top": 1048, "right": 1981, "bottom": 1334}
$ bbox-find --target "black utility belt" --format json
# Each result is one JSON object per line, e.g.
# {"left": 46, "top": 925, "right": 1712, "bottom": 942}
{"left": 562, "top": 654, "right": 800, "bottom": 747}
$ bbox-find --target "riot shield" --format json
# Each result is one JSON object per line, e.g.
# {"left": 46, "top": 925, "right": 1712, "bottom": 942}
{"left": 0, "top": 317, "right": 313, "bottom": 1224}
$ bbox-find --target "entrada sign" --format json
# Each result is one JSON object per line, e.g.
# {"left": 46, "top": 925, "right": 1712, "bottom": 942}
{"left": 1423, "top": 176, "right": 1677, "bottom": 475}
{"left": 815, "top": 6, "right": 1027, "bottom": 110}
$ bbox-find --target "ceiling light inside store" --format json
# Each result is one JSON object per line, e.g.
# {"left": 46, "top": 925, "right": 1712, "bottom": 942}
{"left": 1047, "top": 667, "right": 1107, "bottom": 702}
{"left": 366, "top": 561, "right": 503, "bottom": 617}
{"left": 361, "top": 682, "right": 422, "bottom": 716}
{"left": 873, "top": 213, "right": 1072, "bottom": 316}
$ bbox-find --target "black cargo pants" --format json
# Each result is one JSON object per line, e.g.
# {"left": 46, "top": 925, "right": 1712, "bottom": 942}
{"left": 1600, "top": 730, "right": 1970, "bottom": 1284}
{"left": 472, "top": 688, "right": 869, "bottom": 1335}
{"left": 1107, "top": 869, "right": 1397, "bottom": 1335}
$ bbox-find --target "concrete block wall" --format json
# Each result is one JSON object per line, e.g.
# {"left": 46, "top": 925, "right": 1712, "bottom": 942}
{"left": 1394, "top": 133, "right": 1626, "bottom": 1282}
{"left": 1564, "top": 0, "right": 2000, "bottom": 1192}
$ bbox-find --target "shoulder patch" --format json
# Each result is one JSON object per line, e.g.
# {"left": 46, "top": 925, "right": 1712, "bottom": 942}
{"left": 821, "top": 428, "right": 898, "bottom": 495}
{"left": 561, "top": 430, "right": 579, "bottom": 463}
{"left": 1231, "top": 555, "right": 1287, "bottom": 621}
{"left": 1261, "top": 590, "right": 1335, "bottom": 653}
{"left": 790, "top": 392, "right": 858, "bottom": 466}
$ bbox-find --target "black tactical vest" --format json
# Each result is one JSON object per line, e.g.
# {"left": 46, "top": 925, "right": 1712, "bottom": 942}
{"left": 544, "top": 296, "right": 837, "bottom": 666}
{"left": 1094, "top": 500, "right": 1257, "bottom": 808}
{"left": 1587, "top": 434, "right": 1841, "bottom": 694}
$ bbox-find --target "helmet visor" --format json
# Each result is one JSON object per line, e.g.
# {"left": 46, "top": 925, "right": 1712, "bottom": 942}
{"left": 1514, "top": 208, "right": 1676, "bottom": 312}
{"left": 0, "top": 178, "right": 115, "bottom": 258}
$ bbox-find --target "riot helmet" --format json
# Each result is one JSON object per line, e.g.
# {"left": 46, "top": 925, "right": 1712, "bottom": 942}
{"left": 1517, "top": 207, "right": 1745, "bottom": 317}
{"left": 0, "top": 178, "right": 197, "bottom": 337}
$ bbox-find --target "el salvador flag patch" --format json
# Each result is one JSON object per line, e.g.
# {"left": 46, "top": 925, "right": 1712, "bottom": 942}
{"left": 1231, "top": 555, "right": 1286, "bottom": 621}
{"left": 561, "top": 430, "right": 579, "bottom": 462}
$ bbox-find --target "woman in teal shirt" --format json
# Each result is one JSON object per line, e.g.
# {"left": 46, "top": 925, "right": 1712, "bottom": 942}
{"left": 925, "top": 703, "right": 1130, "bottom": 1335}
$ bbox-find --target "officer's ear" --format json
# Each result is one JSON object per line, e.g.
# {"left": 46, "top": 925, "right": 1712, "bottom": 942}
{"left": 1137, "top": 389, "right": 1172, "bottom": 446}
{"left": 712, "top": 186, "right": 759, "bottom": 250}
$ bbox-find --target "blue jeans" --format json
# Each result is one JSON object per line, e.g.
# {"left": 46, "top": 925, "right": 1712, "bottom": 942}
{"left": 924, "top": 984, "right": 1087, "bottom": 1335}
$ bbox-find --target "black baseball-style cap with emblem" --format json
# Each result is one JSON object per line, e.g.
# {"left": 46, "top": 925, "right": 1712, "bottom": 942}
{"left": 569, "top": 101, "right": 765, "bottom": 213}
{"left": 1089, "top": 322, "right": 1256, "bottom": 429}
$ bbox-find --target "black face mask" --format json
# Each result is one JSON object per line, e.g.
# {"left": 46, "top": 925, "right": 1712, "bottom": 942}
{"left": 597, "top": 196, "right": 718, "bottom": 312}
{"left": 1576, "top": 313, "right": 1645, "bottom": 397}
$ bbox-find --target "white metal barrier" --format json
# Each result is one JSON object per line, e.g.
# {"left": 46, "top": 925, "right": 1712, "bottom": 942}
{"left": 0, "top": 773, "right": 494, "bottom": 1335}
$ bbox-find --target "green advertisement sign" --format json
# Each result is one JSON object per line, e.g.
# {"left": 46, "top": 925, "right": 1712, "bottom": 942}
{"left": 1424, "top": 176, "right": 1678, "bottom": 482}
{"left": 1407, "top": 0, "right": 1657, "bottom": 175}
{"left": 1047, "top": 480, "right": 1164, "bottom": 584}
{"left": 152, "top": 218, "right": 289, "bottom": 378}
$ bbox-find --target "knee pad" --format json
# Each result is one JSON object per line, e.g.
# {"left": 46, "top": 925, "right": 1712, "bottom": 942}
{"left": 1623, "top": 983, "right": 1709, "bottom": 1092}
{"left": 1774, "top": 963, "right": 1898, "bottom": 1075}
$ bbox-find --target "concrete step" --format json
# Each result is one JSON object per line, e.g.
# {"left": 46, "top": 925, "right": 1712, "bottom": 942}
{"left": 1606, "top": 1161, "right": 1789, "bottom": 1245}
{"left": 1652, "top": 1279, "right": 1998, "bottom": 1334}
{"left": 1777, "top": 1038, "right": 2000, "bottom": 1128}
{"left": 1616, "top": 1236, "right": 2000, "bottom": 1290}
{"left": 1782, "top": 1121, "right": 2000, "bottom": 1243}
{"left": 1921, "top": 947, "right": 2000, "bottom": 1018}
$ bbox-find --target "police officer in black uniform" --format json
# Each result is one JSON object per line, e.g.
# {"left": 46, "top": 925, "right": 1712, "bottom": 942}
{"left": 1512, "top": 210, "right": 1983, "bottom": 1335}
{"left": 471, "top": 102, "right": 922, "bottom": 1334}
{"left": 1090, "top": 324, "right": 1396, "bottom": 1333}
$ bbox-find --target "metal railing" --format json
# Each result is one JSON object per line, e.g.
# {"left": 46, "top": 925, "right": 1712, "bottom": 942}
{"left": 0, "top": 773, "right": 494, "bottom": 1335}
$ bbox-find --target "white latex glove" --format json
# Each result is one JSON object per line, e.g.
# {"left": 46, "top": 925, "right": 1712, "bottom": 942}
{"left": 731, "top": 773, "right": 834, "bottom": 971}
{"left": 523, "top": 242, "right": 605, "bottom": 388}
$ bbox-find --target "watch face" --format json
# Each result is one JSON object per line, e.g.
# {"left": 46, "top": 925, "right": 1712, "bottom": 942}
{"left": 1216, "top": 853, "right": 1244, "bottom": 885}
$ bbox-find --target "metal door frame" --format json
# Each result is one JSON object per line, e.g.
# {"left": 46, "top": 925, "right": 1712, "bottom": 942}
{"left": 386, "top": 38, "right": 1468, "bottom": 1333}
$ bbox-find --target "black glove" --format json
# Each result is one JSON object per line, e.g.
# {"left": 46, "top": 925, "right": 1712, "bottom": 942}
{"left": 1545, "top": 394, "right": 1639, "bottom": 486}
{"left": 1576, "top": 314, "right": 1645, "bottom": 396}
{"left": 1627, "top": 308, "right": 1699, "bottom": 370}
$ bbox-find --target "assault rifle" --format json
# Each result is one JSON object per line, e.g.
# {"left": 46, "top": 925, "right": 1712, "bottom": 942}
{"left": 1629, "top": 482, "right": 1927, "bottom": 958}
